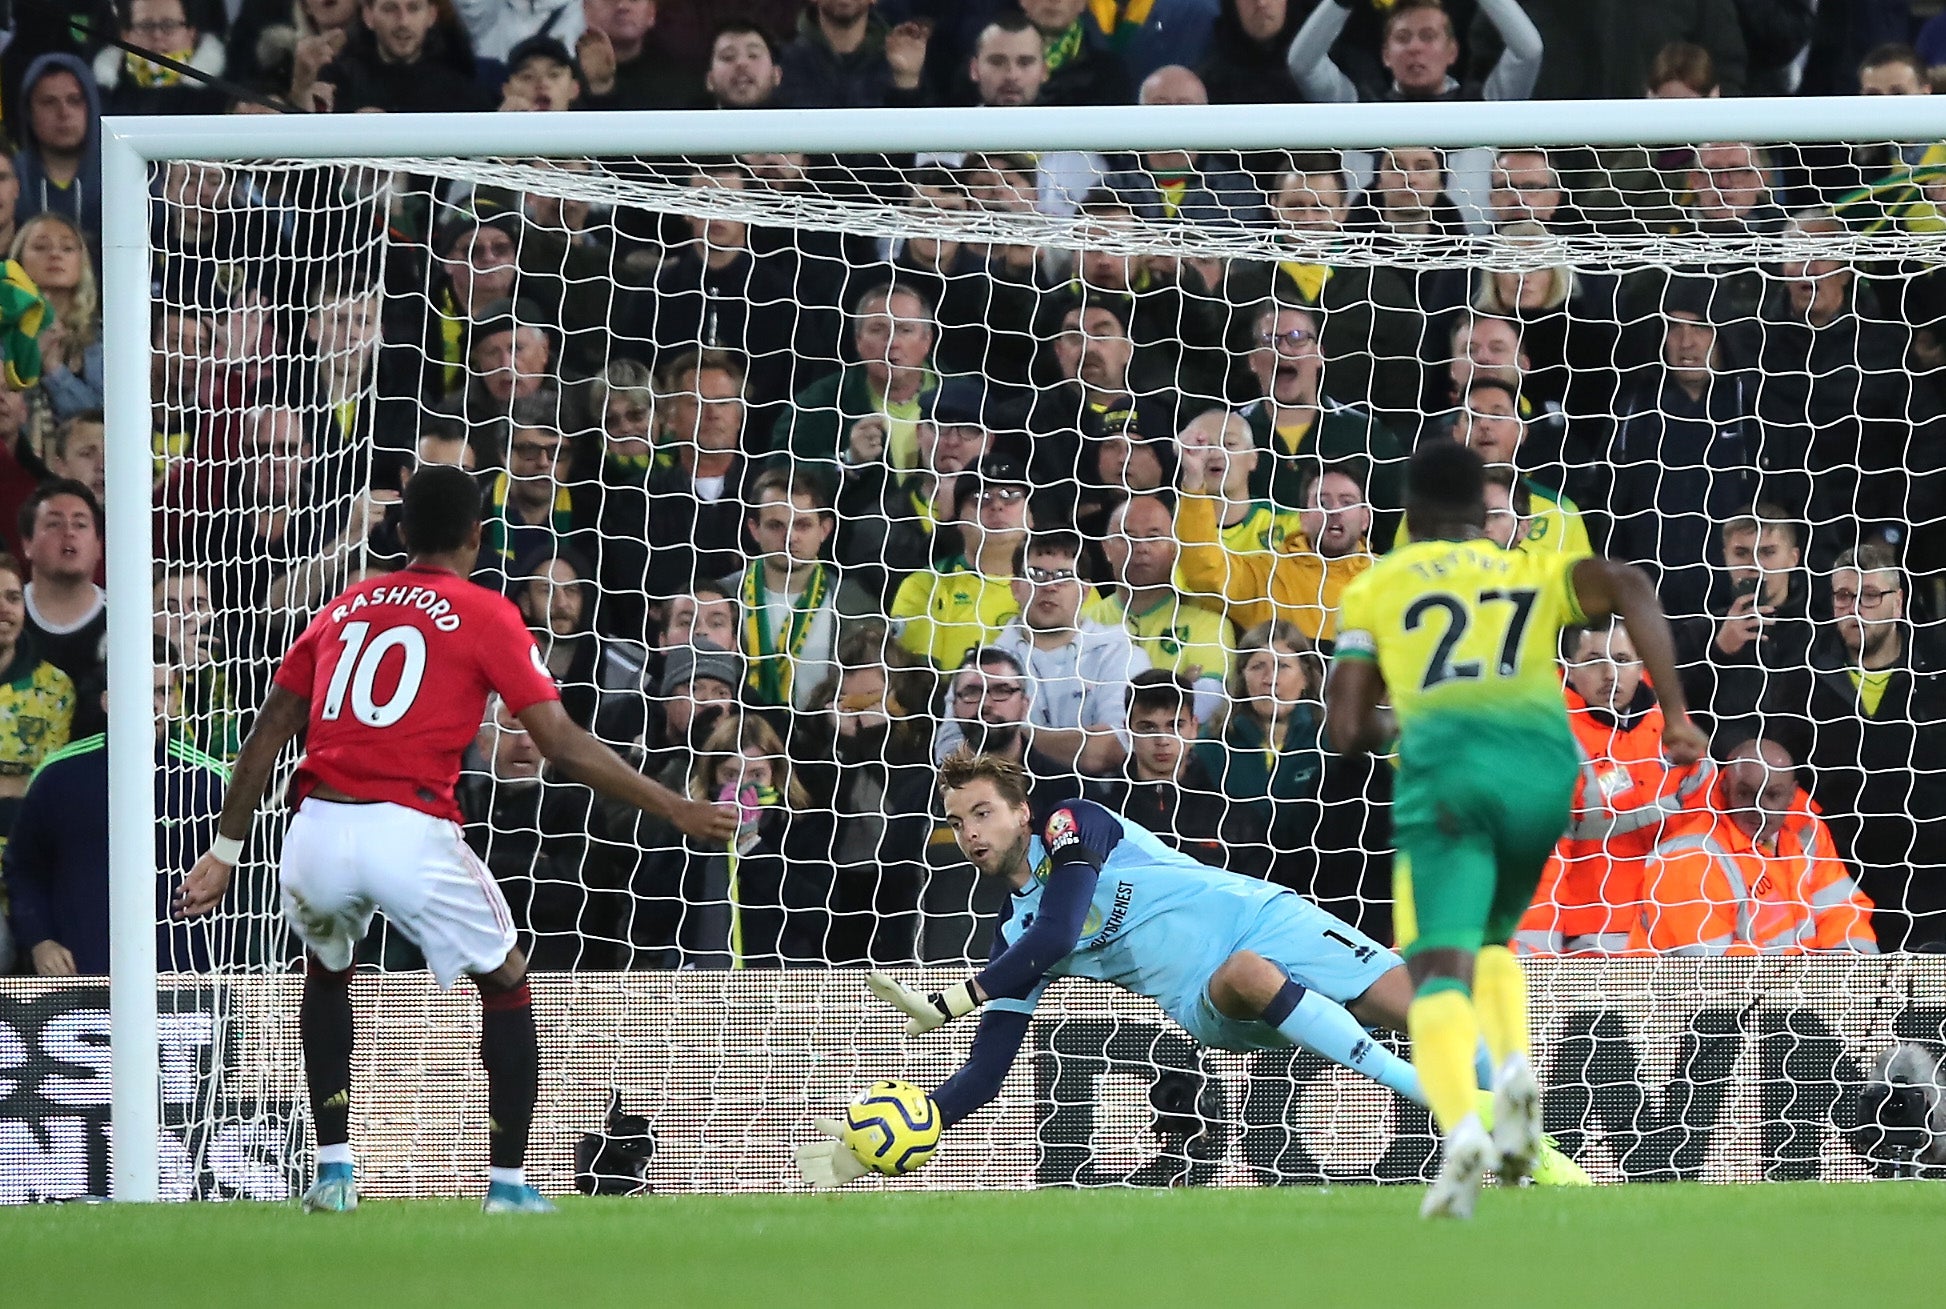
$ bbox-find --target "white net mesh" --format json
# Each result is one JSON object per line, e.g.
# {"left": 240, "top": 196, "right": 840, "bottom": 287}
{"left": 120, "top": 135, "right": 1946, "bottom": 1196}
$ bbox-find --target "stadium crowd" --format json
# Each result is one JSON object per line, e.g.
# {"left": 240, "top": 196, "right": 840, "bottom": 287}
{"left": 1, "top": 0, "right": 1944, "bottom": 977}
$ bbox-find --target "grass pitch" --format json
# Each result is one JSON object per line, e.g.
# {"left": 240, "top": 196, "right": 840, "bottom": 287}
{"left": 5, "top": 1183, "right": 1932, "bottom": 1307}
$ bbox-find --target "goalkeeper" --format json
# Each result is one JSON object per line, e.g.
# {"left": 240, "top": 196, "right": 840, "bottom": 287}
{"left": 797, "top": 749, "right": 1590, "bottom": 1187}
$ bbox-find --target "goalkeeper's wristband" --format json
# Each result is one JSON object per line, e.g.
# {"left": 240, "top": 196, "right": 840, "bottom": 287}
{"left": 209, "top": 835, "right": 245, "bottom": 866}
{"left": 925, "top": 982, "right": 979, "bottom": 1023}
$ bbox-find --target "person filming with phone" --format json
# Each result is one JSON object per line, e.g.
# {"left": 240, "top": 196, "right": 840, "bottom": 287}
{"left": 1673, "top": 504, "right": 1814, "bottom": 734}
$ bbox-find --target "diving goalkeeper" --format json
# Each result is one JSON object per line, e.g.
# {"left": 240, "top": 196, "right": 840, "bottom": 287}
{"left": 796, "top": 749, "right": 1590, "bottom": 1188}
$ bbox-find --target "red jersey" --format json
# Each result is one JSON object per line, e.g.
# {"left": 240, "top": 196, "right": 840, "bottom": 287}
{"left": 273, "top": 563, "right": 560, "bottom": 821}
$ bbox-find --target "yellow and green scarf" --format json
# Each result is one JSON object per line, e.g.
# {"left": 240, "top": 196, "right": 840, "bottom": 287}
{"left": 742, "top": 562, "right": 831, "bottom": 706}
{"left": 0, "top": 261, "right": 49, "bottom": 390}
{"left": 483, "top": 471, "right": 573, "bottom": 564}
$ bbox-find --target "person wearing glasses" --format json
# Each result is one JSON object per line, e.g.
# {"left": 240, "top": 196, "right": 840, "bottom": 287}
{"left": 476, "top": 389, "right": 590, "bottom": 586}
{"left": 1759, "top": 543, "right": 1946, "bottom": 950}
{"left": 890, "top": 448, "right": 1033, "bottom": 672}
{"left": 1235, "top": 301, "right": 1403, "bottom": 547}
{"left": 1514, "top": 620, "right": 1715, "bottom": 956}
{"left": 931, "top": 529, "right": 1149, "bottom": 779}
{"left": 929, "top": 647, "right": 1074, "bottom": 808}
{"left": 100, "top": 0, "right": 230, "bottom": 117}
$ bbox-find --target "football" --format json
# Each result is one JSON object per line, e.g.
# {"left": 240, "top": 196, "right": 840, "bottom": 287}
{"left": 844, "top": 1079, "right": 941, "bottom": 1176}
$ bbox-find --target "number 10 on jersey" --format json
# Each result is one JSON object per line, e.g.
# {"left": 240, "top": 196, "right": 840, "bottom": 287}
{"left": 321, "top": 621, "right": 428, "bottom": 727}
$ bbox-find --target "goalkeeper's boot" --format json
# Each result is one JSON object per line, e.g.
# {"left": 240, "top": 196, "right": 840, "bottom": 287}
{"left": 483, "top": 1182, "right": 557, "bottom": 1214}
{"left": 301, "top": 1162, "right": 358, "bottom": 1214}
{"left": 1420, "top": 1114, "right": 1493, "bottom": 1221}
{"left": 1470, "top": 1088, "right": 1589, "bottom": 1187}
{"left": 1530, "top": 1140, "right": 1594, "bottom": 1187}
{"left": 1490, "top": 1052, "right": 1544, "bottom": 1187}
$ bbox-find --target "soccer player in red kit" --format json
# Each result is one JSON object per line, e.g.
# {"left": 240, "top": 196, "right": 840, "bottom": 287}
{"left": 177, "top": 466, "right": 738, "bottom": 1213}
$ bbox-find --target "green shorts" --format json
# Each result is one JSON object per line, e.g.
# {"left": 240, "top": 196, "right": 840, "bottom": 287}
{"left": 1391, "top": 735, "right": 1577, "bottom": 956}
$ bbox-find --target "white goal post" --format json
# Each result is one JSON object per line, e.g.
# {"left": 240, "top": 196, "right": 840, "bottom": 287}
{"left": 99, "top": 94, "right": 1946, "bottom": 1202}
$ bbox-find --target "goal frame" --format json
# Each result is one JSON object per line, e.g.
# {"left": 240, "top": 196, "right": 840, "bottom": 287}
{"left": 99, "top": 93, "right": 1946, "bottom": 1202}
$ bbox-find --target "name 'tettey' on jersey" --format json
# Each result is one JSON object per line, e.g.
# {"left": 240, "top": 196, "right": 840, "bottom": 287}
{"left": 272, "top": 564, "right": 560, "bottom": 822}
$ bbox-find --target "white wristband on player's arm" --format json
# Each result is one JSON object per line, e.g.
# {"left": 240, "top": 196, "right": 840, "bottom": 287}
{"left": 867, "top": 971, "right": 979, "bottom": 1037}
{"left": 208, "top": 834, "right": 245, "bottom": 867}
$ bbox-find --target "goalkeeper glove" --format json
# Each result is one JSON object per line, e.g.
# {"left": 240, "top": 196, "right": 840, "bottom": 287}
{"left": 867, "top": 970, "right": 978, "bottom": 1036}
{"left": 794, "top": 1118, "right": 870, "bottom": 1189}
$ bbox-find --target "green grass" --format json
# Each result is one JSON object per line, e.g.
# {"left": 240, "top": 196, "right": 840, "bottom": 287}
{"left": 4, "top": 1184, "right": 1933, "bottom": 1307}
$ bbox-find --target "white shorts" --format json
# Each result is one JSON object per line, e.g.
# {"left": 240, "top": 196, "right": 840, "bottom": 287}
{"left": 280, "top": 799, "right": 516, "bottom": 988}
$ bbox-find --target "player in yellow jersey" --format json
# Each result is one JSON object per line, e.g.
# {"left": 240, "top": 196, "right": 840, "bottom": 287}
{"left": 1325, "top": 442, "right": 1706, "bottom": 1219}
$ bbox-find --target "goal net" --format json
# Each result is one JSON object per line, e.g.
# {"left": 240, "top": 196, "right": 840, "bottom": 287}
{"left": 87, "top": 116, "right": 1946, "bottom": 1200}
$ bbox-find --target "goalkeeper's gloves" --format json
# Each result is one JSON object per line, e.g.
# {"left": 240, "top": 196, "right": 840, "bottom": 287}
{"left": 867, "top": 970, "right": 979, "bottom": 1036}
{"left": 794, "top": 1118, "right": 870, "bottom": 1189}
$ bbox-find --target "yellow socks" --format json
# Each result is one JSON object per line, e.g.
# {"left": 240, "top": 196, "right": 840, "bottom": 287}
{"left": 1407, "top": 985, "right": 1482, "bottom": 1134}
{"left": 1472, "top": 945, "right": 1530, "bottom": 1069}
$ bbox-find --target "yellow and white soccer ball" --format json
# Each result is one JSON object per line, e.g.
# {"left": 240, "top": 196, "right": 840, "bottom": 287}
{"left": 843, "top": 1079, "right": 941, "bottom": 1176}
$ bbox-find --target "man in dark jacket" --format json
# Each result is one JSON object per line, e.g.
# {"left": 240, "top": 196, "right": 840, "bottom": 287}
{"left": 3, "top": 652, "right": 223, "bottom": 974}
{"left": 1608, "top": 284, "right": 1759, "bottom": 622}
{"left": 1754, "top": 217, "right": 1944, "bottom": 563}
{"left": 777, "top": 0, "right": 932, "bottom": 108}
{"left": 1759, "top": 544, "right": 1946, "bottom": 950}
{"left": 619, "top": 161, "right": 817, "bottom": 412}
{"left": 1673, "top": 505, "right": 1815, "bottom": 735}
{"left": 13, "top": 53, "right": 101, "bottom": 241}
{"left": 1197, "top": 0, "right": 1304, "bottom": 105}
{"left": 459, "top": 696, "right": 620, "bottom": 970}
{"left": 1100, "top": 670, "right": 1229, "bottom": 867}
{"left": 646, "top": 348, "right": 756, "bottom": 599}
{"left": 321, "top": 0, "right": 491, "bottom": 113}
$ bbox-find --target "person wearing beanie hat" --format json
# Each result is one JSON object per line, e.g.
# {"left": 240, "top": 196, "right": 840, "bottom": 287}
{"left": 659, "top": 638, "right": 745, "bottom": 702}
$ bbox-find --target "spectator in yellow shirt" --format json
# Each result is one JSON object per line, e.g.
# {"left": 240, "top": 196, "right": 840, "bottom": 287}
{"left": 1175, "top": 450, "right": 1373, "bottom": 646}
{"left": 1085, "top": 492, "right": 1234, "bottom": 718}
{"left": 889, "top": 447, "right": 1029, "bottom": 670}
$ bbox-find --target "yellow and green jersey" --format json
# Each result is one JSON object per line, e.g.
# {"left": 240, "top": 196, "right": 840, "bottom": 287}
{"left": 0, "top": 653, "right": 73, "bottom": 779}
{"left": 1085, "top": 590, "right": 1234, "bottom": 682}
{"left": 889, "top": 556, "right": 1020, "bottom": 671}
{"left": 1334, "top": 537, "right": 1589, "bottom": 769}
{"left": 1518, "top": 480, "right": 1593, "bottom": 558}
{"left": 1219, "top": 501, "right": 1301, "bottom": 557}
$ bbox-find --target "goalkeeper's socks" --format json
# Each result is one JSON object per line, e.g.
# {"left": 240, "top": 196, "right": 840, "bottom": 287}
{"left": 1262, "top": 979, "right": 1422, "bottom": 1103}
{"left": 1472, "top": 945, "right": 1531, "bottom": 1068}
{"left": 300, "top": 959, "right": 355, "bottom": 1149}
{"left": 1408, "top": 982, "right": 1483, "bottom": 1135}
{"left": 480, "top": 982, "right": 539, "bottom": 1171}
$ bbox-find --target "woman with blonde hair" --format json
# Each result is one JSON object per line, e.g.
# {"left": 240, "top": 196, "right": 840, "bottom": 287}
{"left": 11, "top": 212, "right": 102, "bottom": 418}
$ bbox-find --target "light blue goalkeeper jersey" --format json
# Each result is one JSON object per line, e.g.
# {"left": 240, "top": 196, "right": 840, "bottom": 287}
{"left": 985, "top": 808, "right": 1291, "bottom": 1018}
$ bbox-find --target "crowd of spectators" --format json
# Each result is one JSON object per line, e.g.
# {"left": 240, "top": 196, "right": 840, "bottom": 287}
{"left": 3, "top": 0, "right": 1946, "bottom": 977}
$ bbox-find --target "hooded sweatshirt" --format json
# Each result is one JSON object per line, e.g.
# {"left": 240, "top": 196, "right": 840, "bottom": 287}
{"left": 14, "top": 54, "right": 102, "bottom": 241}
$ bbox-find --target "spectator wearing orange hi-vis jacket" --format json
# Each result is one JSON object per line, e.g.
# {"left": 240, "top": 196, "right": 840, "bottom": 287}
{"left": 1515, "top": 621, "right": 1715, "bottom": 955}
{"left": 1630, "top": 738, "right": 1879, "bottom": 956}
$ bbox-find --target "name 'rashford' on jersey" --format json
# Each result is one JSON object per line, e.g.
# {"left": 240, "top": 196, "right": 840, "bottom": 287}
{"left": 272, "top": 563, "right": 560, "bottom": 822}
